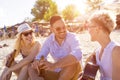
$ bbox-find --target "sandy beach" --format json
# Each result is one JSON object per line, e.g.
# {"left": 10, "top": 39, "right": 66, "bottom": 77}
{"left": 0, "top": 30, "right": 120, "bottom": 80}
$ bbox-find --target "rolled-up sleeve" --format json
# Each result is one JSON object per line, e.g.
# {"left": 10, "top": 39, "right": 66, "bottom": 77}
{"left": 35, "top": 39, "right": 50, "bottom": 60}
{"left": 69, "top": 35, "right": 82, "bottom": 61}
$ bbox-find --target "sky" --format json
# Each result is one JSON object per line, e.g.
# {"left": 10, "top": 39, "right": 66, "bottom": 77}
{"left": 54, "top": 0, "right": 86, "bottom": 12}
{"left": 0, "top": 0, "right": 117, "bottom": 28}
{"left": 0, "top": 0, "right": 36, "bottom": 28}
{"left": 0, "top": 0, "right": 88, "bottom": 28}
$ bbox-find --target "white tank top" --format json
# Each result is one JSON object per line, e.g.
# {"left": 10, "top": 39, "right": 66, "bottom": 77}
{"left": 95, "top": 41, "right": 117, "bottom": 80}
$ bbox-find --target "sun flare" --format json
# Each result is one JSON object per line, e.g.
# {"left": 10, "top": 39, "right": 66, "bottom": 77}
{"left": 55, "top": 0, "right": 87, "bottom": 15}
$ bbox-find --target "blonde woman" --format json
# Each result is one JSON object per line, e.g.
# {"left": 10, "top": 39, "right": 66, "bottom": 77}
{"left": 87, "top": 11, "right": 120, "bottom": 80}
{"left": 0, "top": 23, "right": 41, "bottom": 80}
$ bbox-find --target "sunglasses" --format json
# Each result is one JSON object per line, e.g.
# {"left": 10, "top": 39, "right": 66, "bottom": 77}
{"left": 54, "top": 26, "right": 66, "bottom": 32}
{"left": 22, "top": 31, "right": 33, "bottom": 36}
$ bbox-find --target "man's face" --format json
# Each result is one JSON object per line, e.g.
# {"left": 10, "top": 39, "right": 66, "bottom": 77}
{"left": 51, "top": 19, "right": 67, "bottom": 40}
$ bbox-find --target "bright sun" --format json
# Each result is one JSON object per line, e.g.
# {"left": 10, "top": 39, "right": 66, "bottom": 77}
{"left": 72, "top": 0, "right": 87, "bottom": 14}
{"left": 55, "top": 0, "right": 87, "bottom": 15}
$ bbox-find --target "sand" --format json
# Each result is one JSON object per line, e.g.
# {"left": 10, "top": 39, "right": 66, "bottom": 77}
{"left": 0, "top": 30, "right": 120, "bottom": 80}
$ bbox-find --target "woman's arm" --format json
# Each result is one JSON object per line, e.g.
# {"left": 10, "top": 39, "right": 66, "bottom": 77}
{"left": 85, "top": 52, "right": 96, "bottom": 64}
{"left": 9, "top": 41, "right": 41, "bottom": 72}
{"left": 112, "top": 46, "right": 120, "bottom": 80}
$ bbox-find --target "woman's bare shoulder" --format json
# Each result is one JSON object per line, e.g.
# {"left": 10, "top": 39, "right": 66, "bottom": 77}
{"left": 112, "top": 46, "right": 120, "bottom": 58}
{"left": 34, "top": 41, "right": 41, "bottom": 46}
{"left": 113, "top": 46, "right": 120, "bottom": 53}
{"left": 30, "top": 41, "right": 41, "bottom": 51}
{"left": 35, "top": 41, "right": 41, "bottom": 45}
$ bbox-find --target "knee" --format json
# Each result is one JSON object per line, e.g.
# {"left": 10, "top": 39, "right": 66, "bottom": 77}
{"left": 59, "top": 63, "right": 81, "bottom": 80}
{"left": 28, "top": 65, "right": 32, "bottom": 73}
{"left": 67, "top": 62, "right": 81, "bottom": 72}
{"left": 76, "top": 62, "right": 82, "bottom": 72}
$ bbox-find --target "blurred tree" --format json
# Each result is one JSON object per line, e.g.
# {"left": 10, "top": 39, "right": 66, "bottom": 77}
{"left": 31, "top": 0, "right": 58, "bottom": 21}
{"left": 86, "top": 0, "right": 103, "bottom": 12}
{"left": 44, "top": 1, "right": 58, "bottom": 21}
{"left": 62, "top": 4, "right": 80, "bottom": 21}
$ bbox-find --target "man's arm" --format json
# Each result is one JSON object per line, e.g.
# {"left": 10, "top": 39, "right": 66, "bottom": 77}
{"left": 35, "top": 38, "right": 50, "bottom": 60}
{"left": 69, "top": 34, "right": 82, "bottom": 61}
{"left": 54, "top": 54, "right": 79, "bottom": 68}
{"left": 54, "top": 34, "right": 82, "bottom": 68}
{"left": 41, "top": 33, "right": 82, "bottom": 71}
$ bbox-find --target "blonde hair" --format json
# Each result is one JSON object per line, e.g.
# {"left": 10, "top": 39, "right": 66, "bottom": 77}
{"left": 14, "top": 32, "right": 36, "bottom": 57}
{"left": 89, "top": 10, "right": 116, "bottom": 33}
{"left": 14, "top": 34, "right": 22, "bottom": 57}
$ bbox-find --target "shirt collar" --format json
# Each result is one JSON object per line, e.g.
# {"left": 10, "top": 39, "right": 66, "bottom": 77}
{"left": 51, "top": 33, "right": 55, "bottom": 42}
{"left": 51, "top": 32, "right": 68, "bottom": 43}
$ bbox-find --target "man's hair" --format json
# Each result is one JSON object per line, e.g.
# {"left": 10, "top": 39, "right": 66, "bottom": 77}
{"left": 50, "top": 15, "right": 62, "bottom": 26}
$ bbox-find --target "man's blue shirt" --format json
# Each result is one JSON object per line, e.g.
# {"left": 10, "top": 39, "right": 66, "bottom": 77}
{"left": 36, "top": 32, "right": 82, "bottom": 62}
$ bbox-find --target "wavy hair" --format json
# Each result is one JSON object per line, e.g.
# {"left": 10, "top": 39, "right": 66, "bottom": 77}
{"left": 88, "top": 10, "right": 116, "bottom": 33}
{"left": 14, "top": 32, "right": 36, "bottom": 57}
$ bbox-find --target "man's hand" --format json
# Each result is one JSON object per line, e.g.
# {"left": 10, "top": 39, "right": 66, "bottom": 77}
{"left": 31, "top": 59, "right": 56, "bottom": 72}
{"left": 31, "top": 59, "right": 40, "bottom": 69}
{"left": 40, "top": 60, "right": 55, "bottom": 71}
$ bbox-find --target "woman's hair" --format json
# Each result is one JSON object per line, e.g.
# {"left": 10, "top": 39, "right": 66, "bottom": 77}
{"left": 88, "top": 10, "right": 116, "bottom": 33}
{"left": 14, "top": 34, "right": 22, "bottom": 56}
{"left": 14, "top": 32, "right": 36, "bottom": 57}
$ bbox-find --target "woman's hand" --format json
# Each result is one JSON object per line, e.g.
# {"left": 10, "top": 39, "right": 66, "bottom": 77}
{"left": 31, "top": 59, "right": 40, "bottom": 69}
{"left": 31, "top": 59, "right": 44, "bottom": 75}
{"left": 2, "top": 69, "right": 12, "bottom": 80}
{"left": 6, "top": 53, "right": 12, "bottom": 62}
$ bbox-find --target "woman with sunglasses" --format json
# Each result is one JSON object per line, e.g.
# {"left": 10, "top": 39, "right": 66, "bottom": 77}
{"left": 0, "top": 23, "right": 41, "bottom": 80}
{"left": 87, "top": 11, "right": 120, "bottom": 80}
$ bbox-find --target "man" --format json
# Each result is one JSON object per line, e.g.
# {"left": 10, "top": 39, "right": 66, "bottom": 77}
{"left": 28, "top": 15, "right": 82, "bottom": 80}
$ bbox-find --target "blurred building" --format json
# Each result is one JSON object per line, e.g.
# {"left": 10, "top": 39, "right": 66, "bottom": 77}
{"left": 100, "top": 0, "right": 120, "bottom": 14}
